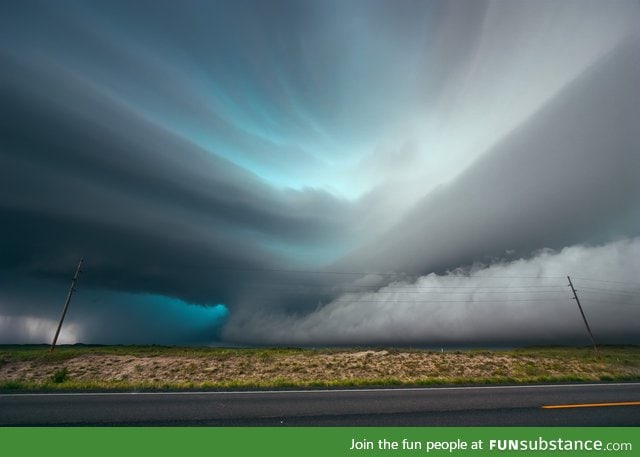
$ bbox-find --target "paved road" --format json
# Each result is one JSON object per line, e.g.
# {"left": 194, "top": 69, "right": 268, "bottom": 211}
{"left": 1, "top": 383, "right": 639, "bottom": 426}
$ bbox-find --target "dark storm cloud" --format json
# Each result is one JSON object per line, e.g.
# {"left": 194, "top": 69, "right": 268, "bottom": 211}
{"left": 1, "top": 0, "right": 639, "bottom": 345}
{"left": 0, "top": 57, "right": 354, "bottom": 303}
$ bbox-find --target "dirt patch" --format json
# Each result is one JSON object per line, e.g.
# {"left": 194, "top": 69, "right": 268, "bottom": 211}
{"left": 2, "top": 349, "right": 638, "bottom": 388}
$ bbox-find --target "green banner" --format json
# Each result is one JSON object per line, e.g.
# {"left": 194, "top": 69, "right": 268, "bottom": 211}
{"left": 0, "top": 428, "right": 637, "bottom": 457}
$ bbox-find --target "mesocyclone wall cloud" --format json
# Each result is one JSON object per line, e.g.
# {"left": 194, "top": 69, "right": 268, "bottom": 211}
{"left": 1, "top": 0, "right": 639, "bottom": 345}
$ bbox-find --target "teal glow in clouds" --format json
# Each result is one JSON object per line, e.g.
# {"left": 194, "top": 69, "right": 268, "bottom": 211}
{"left": 1, "top": 0, "right": 639, "bottom": 345}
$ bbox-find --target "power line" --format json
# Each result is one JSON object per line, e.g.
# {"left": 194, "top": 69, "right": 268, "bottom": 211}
{"left": 203, "top": 264, "right": 570, "bottom": 280}
{"left": 205, "top": 266, "right": 417, "bottom": 277}
{"left": 577, "top": 286, "right": 640, "bottom": 296}
{"left": 337, "top": 290, "right": 568, "bottom": 295}
{"left": 390, "top": 284, "right": 564, "bottom": 290}
{"left": 240, "top": 284, "right": 567, "bottom": 291}
{"left": 572, "top": 277, "right": 640, "bottom": 287}
{"left": 580, "top": 299, "right": 640, "bottom": 307}
{"left": 225, "top": 278, "right": 568, "bottom": 289}
{"left": 332, "top": 298, "right": 572, "bottom": 303}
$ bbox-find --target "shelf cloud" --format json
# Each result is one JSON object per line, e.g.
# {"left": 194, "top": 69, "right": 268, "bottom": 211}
{"left": 222, "top": 238, "right": 640, "bottom": 346}
{"left": 1, "top": 0, "right": 639, "bottom": 345}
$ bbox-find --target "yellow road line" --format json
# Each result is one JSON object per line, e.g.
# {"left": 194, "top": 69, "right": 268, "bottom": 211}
{"left": 542, "top": 401, "right": 640, "bottom": 409}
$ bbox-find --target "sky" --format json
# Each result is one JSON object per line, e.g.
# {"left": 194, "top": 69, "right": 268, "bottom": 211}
{"left": 1, "top": 0, "right": 639, "bottom": 346}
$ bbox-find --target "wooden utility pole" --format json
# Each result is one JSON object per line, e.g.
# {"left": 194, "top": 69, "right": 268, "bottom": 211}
{"left": 50, "top": 258, "right": 83, "bottom": 352}
{"left": 567, "top": 275, "right": 599, "bottom": 359}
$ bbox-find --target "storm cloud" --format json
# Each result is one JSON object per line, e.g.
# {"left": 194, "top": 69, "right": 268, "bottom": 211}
{"left": 1, "top": 0, "right": 639, "bottom": 345}
{"left": 223, "top": 238, "right": 640, "bottom": 346}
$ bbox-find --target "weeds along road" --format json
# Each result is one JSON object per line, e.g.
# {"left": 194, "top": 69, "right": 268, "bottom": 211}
{"left": 1, "top": 382, "right": 639, "bottom": 426}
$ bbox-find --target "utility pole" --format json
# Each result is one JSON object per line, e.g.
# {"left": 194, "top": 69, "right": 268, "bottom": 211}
{"left": 50, "top": 258, "right": 83, "bottom": 352}
{"left": 567, "top": 275, "right": 599, "bottom": 359}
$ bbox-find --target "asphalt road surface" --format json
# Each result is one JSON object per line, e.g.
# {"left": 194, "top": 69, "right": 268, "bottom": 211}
{"left": 1, "top": 382, "right": 639, "bottom": 426}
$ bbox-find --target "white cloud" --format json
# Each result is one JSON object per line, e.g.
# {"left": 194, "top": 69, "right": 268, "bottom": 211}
{"left": 223, "top": 238, "right": 640, "bottom": 346}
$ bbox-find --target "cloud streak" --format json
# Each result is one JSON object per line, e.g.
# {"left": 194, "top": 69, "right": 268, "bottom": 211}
{"left": 1, "top": 0, "right": 639, "bottom": 345}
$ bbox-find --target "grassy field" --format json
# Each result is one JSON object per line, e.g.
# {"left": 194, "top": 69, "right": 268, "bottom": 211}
{"left": 1, "top": 345, "right": 639, "bottom": 391}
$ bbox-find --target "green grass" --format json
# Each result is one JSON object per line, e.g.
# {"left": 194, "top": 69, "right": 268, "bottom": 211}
{"left": 0, "top": 344, "right": 317, "bottom": 361}
{"left": 1, "top": 344, "right": 639, "bottom": 391}
{"left": 50, "top": 367, "right": 69, "bottom": 383}
{"left": 513, "top": 345, "right": 640, "bottom": 361}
